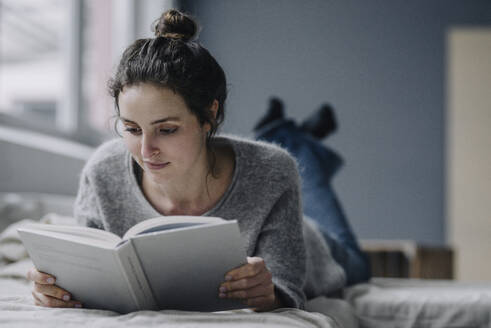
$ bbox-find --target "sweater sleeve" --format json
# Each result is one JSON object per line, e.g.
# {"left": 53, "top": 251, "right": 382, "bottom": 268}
{"left": 253, "top": 159, "right": 307, "bottom": 309}
{"left": 73, "top": 168, "right": 104, "bottom": 230}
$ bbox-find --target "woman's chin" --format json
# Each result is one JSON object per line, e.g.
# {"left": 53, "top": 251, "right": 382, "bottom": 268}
{"left": 144, "top": 167, "right": 174, "bottom": 183}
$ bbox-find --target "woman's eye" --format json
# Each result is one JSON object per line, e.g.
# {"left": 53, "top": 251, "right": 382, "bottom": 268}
{"left": 160, "top": 127, "right": 178, "bottom": 135}
{"left": 124, "top": 127, "right": 141, "bottom": 135}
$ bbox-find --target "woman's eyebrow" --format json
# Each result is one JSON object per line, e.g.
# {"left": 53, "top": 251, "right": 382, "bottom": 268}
{"left": 120, "top": 117, "right": 180, "bottom": 125}
{"left": 150, "top": 117, "right": 180, "bottom": 124}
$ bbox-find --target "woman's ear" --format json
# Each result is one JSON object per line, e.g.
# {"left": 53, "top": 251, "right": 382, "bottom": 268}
{"left": 209, "top": 100, "right": 219, "bottom": 120}
{"left": 205, "top": 100, "right": 219, "bottom": 132}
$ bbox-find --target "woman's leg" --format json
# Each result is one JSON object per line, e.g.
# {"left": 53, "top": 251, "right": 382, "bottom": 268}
{"left": 255, "top": 119, "right": 371, "bottom": 285}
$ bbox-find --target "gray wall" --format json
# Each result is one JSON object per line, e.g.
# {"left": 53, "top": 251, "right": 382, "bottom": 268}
{"left": 182, "top": 0, "right": 491, "bottom": 244}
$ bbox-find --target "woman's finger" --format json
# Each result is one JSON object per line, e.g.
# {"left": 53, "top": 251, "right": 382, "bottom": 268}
{"left": 225, "top": 257, "right": 265, "bottom": 281}
{"left": 26, "top": 267, "right": 55, "bottom": 285}
{"left": 32, "top": 291, "right": 81, "bottom": 308}
{"left": 220, "top": 269, "right": 272, "bottom": 293}
{"left": 31, "top": 291, "right": 42, "bottom": 305}
{"left": 224, "top": 282, "right": 274, "bottom": 300}
{"left": 34, "top": 283, "right": 72, "bottom": 301}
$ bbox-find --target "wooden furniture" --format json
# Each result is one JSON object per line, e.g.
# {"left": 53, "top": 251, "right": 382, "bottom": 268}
{"left": 360, "top": 240, "right": 454, "bottom": 279}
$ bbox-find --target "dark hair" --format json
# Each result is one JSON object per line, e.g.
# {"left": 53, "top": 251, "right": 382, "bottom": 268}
{"left": 108, "top": 9, "right": 227, "bottom": 147}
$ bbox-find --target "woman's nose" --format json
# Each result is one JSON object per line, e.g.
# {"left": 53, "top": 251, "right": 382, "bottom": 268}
{"left": 141, "top": 134, "right": 160, "bottom": 159}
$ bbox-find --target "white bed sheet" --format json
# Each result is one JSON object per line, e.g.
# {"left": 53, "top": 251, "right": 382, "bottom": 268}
{"left": 0, "top": 260, "right": 340, "bottom": 328}
{"left": 345, "top": 278, "right": 491, "bottom": 328}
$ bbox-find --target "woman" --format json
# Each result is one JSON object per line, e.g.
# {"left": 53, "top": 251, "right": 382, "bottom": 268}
{"left": 26, "top": 9, "right": 368, "bottom": 311}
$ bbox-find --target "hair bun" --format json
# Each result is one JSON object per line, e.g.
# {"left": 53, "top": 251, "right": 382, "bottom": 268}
{"left": 153, "top": 9, "right": 198, "bottom": 41}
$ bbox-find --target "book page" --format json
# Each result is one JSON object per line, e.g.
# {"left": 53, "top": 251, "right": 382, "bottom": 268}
{"left": 116, "top": 241, "right": 158, "bottom": 310}
{"left": 123, "top": 216, "right": 224, "bottom": 240}
{"left": 20, "top": 223, "right": 121, "bottom": 247}
{"left": 130, "top": 220, "right": 248, "bottom": 311}
{"left": 18, "top": 229, "right": 138, "bottom": 313}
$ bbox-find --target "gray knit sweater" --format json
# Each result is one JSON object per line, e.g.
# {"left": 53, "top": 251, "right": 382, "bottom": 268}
{"left": 74, "top": 135, "right": 345, "bottom": 309}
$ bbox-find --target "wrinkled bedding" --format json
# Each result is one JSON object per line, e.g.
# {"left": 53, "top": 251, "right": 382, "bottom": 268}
{"left": 0, "top": 276, "right": 335, "bottom": 328}
{"left": 345, "top": 278, "right": 491, "bottom": 328}
{"left": 0, "top": 213, "right": 341, "bottom": 328}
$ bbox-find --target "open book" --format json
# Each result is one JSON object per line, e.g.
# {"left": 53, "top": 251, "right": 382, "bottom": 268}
{"left": 18, "top": 216, "right": 247, "bottom": 313}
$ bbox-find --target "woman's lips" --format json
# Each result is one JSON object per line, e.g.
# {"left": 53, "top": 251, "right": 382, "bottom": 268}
{"left": 144, "top": 161, "right": 170, "bottom": 170}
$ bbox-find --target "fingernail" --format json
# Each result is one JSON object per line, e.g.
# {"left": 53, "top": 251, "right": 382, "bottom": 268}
{"left": 46, "top": 278, "right": 55, "bottom": 284}
{"left": 225, "top": 275, "right": 232, "bottom": 281}
{"left": 63, "top": 295, "right": 70, "bottom": 301}
{"left": 219, "top": 286, "right": 227, "bottom": 293}
{"left": 219, "top": 293, "right": 226, "bottom": 298}
{"left": 75, "top": 304, "right": 82, "bottom": 308}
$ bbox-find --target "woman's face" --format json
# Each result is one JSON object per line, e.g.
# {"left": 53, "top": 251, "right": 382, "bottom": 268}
{"left": 118, "top": 83, "right": 209, "bottom": 184}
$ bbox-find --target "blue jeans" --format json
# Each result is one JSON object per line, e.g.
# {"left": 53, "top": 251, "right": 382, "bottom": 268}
{"left": 255, "top": 119, "right": 371, "bottom": 286}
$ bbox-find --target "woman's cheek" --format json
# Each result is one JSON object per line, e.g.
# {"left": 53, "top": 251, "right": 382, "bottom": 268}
{"left": 123, "top": 136, "right": 142, "bottom": 163}
{"left": 173, "top": 135, "right": 199, "bottom": 162}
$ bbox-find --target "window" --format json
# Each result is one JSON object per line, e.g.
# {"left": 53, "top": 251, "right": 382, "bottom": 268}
{"left": 0, "top": 0, "right": 67, "bottom": 127}
{"left": 0, "top": 0, "right": 176, "bottom": 145}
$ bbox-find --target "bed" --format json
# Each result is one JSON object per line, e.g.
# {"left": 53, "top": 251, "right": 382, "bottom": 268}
{"left": 1, "top": 124, "right": 490, "bottom": 328}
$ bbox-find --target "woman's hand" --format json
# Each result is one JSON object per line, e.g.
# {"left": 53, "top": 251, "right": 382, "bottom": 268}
{"left": 26, "top": 267, "right": 82, "bottom": 308}
{"left": 219, "top": 256, "right": 282, "bottom": 311}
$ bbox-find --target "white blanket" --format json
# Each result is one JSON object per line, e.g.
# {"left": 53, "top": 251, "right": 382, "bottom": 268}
{"left": 0, "top": 214, "right": 341, "bottom": 328}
